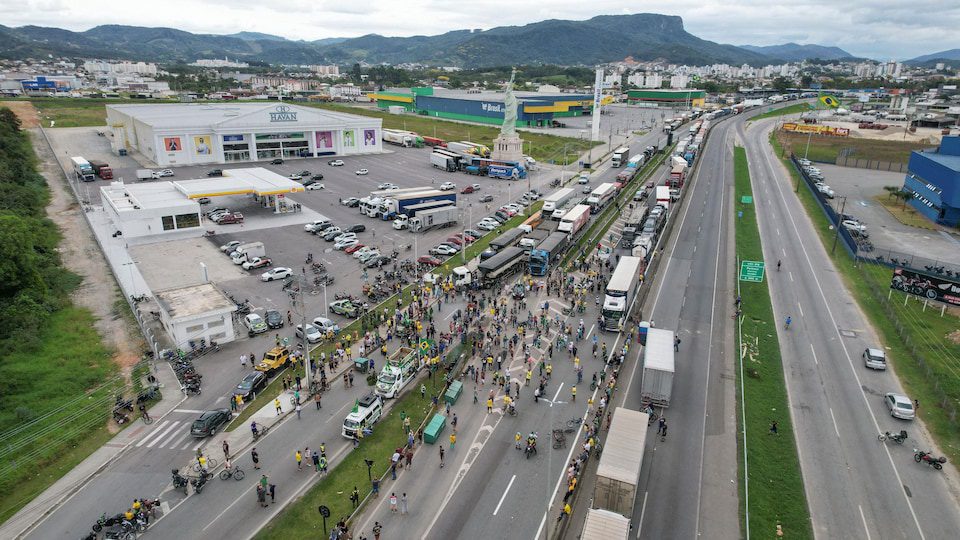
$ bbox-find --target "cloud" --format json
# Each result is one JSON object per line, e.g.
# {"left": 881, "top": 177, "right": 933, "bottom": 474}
{"left": 3, "top": 0, "right": 959, "bottom": 60}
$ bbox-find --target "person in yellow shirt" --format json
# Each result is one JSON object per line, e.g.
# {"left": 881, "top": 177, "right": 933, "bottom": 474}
{"left": 449, "top": 432, "right": 456, "bottom": 450}
{"left": 571, "top": 386, "right": 577, "bottom": 402}
{"left": 515, "top": 431, "right": 522, "bottom": 450}
{"left": 486, "top": 398, "right": 494, "bottom": 413}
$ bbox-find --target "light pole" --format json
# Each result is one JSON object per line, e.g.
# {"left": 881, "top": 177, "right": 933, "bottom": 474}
{"left": 831, "top": 196, "right": 847, "bottom": 254}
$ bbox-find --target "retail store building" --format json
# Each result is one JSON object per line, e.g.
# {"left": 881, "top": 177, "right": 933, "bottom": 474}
{"left": 903, "top": 136, "right": 960, "bottom": 226}
{"left": 626, "top": 89, "right": 706, "bottom": 108}
{"left": 106, "top": 103, "right": 382, "bottom": 166}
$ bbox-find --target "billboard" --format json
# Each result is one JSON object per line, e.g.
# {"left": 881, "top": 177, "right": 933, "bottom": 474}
{"left": 315, "top": 131, "right": 333, "bottom": 149}
{"left": 363, "top": 129, "right": 377, "bottom": 146}
{"left": 890, "top": 267, "right": 960, "bottom": 306}
{"left": 163, "top": 137, "right": 182, "bottom": 152}
{"left": 193, "top": 135, "right": 213, "bottom": 155}
{"left": 782, "top": 123, "right": 850, "bottom": 136}
{"left": 343, "top": 130, "right": 356, "bottom": 148}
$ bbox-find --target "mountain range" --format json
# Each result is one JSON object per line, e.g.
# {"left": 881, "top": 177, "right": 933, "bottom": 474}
{"left": 905, "top": 49, "right": 960, "bottom": 66}
{"left": 0, "top": 14, "right": 861, "bottom": 68}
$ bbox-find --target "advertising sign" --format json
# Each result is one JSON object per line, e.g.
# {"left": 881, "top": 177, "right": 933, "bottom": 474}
{"left": 782, "top": 123, "right": 850, "bottom": 136}
{"left": 343, "top": 130, "right": 356, "bottom": 147}
{"left": 315, "top": 131, "right": 333, "bottom": 149}
{"left": 890, "top": 268, "right": 960, "bottom": 306}
{"left": 163, "top": 137, "right": 182, "bottom": 152}
{"left": 222, "top": 134, "right": 244, "bottom": 142}
{"left": 363, "top": 129, "right": 377, "bottom": 146}
{"left": 268, "top": 104, "right": 298, "bottom": 122}
{"left": 193, "top": 135, "right": 212, "bottom": 155}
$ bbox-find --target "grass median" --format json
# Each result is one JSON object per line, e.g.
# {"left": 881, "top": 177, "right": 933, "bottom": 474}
{"left": 749, "top": 103, "right": 810, "bottom": 121}
{"left": 733, "top": 146, "right": 812, "bottom": 538}
{"left": 769, "top": 132, "right": 960, "bottom": 463}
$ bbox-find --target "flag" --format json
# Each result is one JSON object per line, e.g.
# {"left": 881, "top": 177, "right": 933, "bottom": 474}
{"left": 351, "top": 399, "right": 359, "bottom": 414}
{"left": 819, "top": 94, "right": 840, "bottom": 108}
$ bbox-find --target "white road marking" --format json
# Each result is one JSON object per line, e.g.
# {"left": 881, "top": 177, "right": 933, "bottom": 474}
{"left": 167, "top": 431, "right": 191, "bottom": 450}
{"left": 550, "top": 382, "right": 564, "bottom": 408}
{"left": 829, "top": 408, "right": 841, "bottom": 438}
{"left": 859, "top": 505, "right": 872, "bottom": 540}
{"left": 810, "top": 343, "right": 819, "bottom": 366}
{"left": 173, "top": 409, "right": 206, "bottom": 414}
{"left": 135, "top": 420, "right": 171, "bottom": 447}
{"left": 152, "top": 423, "right": 186, "bottom": 449}
{"left": 637, "top": 491, "right": 649, "bottom": 539}
{"left": 492, "top": 474, "right": 517, "bottom": 516}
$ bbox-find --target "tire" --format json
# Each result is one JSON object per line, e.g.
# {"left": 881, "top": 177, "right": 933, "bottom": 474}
{"left": 934, "top": 462, "right": 943, "bottom": 470}
{"left": 209, "top": 427, "right": 216, "bottom": 436}
{"left": 220, "top": 469, "right": 231, "bottom": 480}
{"left": 915, "top": 453, "right": 923, "bottom": 462}
{"left": 195, "top": 483, "right": 203, "bottom": 493}
{"left": 142, "top": 416, "right": 154, "bottom": 425}
{"left": 93, "top": 523, "right": 102, "bottom": 533}
{"left": 234, "top": 468, "right": 245, "bottom": 480}
{"left": 878, "top": 434, "right": 886, "bottom": 442}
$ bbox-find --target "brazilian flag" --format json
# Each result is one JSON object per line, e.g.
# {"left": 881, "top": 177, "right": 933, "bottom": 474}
{"left": 819, "top": 94, "right": 840, "bottom": 108}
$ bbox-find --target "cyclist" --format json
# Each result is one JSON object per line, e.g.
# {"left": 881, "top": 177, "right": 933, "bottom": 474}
{"left": 784, "top": 316, "right": 792, "bottom": 330}
{"left": 138, "top": 403, "right": 151, "bottom": 422}
{"left": 251, "top": 421, "right": 260, "bottom": 439}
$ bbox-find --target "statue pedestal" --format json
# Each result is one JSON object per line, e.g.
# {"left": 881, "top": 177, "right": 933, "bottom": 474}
{"left": 492, "top": 134, "right": 524, "bottom": 163}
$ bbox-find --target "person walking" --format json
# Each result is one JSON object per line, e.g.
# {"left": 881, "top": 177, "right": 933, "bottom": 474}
{"left": 674, "top": 335, "right": 681, "bottom": 352}
{"left": 295, "top": 402, "right": 302, "bottom": 419}
{"left": 312, "top": 449, "right": 320, "bottom": 471}
{"left": 389, "top": 492, "right": 398, "bottom": 513}
{"left": 769, "top": 421, "right": 778, "bottom": 435}
{"left": 252, "top": 448, "right": 260, "bottom": 469}
{"left": 420, "top": 384, "right": 426, "bottom": 400}
{"left": 660, "top": 419, "right": 668, "bottom": 440}
{"left": 449, "top": 432, "right": 456, "bottom": 450}
{"left": 486, "top": 397, "right": 493, "bottom": 413}
{"left": 269, "top": 483, "right": 276, "bottom": 503}
{"left": 256, "top": 485, "right": 267, "bottom": 508}
{"left": 571, "top": 385, "right": 576, "bottom": 402}
{"left": 373, "top": 522, "right": 383, "bottom": 540}
{"left": 351, "top": 486, "right": 360, "bottom": 508}
{"left": 274, "top": 398, "right": 282, "bottom": 416}
{"left": 315, "top": 392, "right": 322, "bottom": 410}
{"left": 657, "top": 415, "right": 666, "bottom": 435}
{"left": 295, "top": 449, "right": 303, "bottom": 470}
{"left": 439, "top": 445, "right": 445, "bottom": 468}
{"left": 222, "top": 440, "right": 230, "bottom": 460}
{"left": 241, "top": 354, "right": 247, "bottom": 369}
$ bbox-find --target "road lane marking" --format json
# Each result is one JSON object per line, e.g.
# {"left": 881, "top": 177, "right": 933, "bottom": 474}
{"left": 637, "top": 491, "right": 649, "bottom": 539}
{"left": 135, "top": 420, "right": 170, "bottom": 447}
{"left": 550, "top": 382, "right": 564, "bottom": 408}
{"left": 492, "top": 474, "right": 517, "bottom": 516}
{"left": 151, "top": 423, "right": 185, "bottom": 449}
{"left": 859, "top": 505, "right": 872, "bottom": 540}
{"left": 829, "top": 408, "right": 841, "bottom": 438}
{"left": 173, "top": 409, "right": 206, "bottom": 414}
{"left": 798, "top": 302, "right": 804, "bottom": 317}
{"left": 167, "top": 431, "right": 191, "bottom": 450}
{"left": 810, "top": 344, "right": 818, "bottom": 366}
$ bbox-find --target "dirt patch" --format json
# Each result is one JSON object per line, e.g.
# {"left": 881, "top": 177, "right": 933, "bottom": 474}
{"left": 1, "top": 101, "right": 40, "bottom": 128}
{"left": 29, "top": 128, "right": 143, "bottom": 373}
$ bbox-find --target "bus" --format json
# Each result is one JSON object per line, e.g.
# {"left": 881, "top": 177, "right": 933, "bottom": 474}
{"left": 586, "top": 183, "right": 617, "bottom": 213}
{"left": 71, "top": 157, "right": 95, "bottom": 182}
{"left": 611, "top": 147, "right": 630, "bottom": 168}
{"left": 602, "top": 256, "right": 643, "bottom": 330}
{"left": 477, "top": 246, "right": 526, "bottom": 287}
{"left": 541, "top": 188, "right": 576, "bottom": 213}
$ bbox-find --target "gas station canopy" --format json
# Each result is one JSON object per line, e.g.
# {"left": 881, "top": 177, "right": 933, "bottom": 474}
{"left": 173, "top": 167, "right": 305, "bottom": 199}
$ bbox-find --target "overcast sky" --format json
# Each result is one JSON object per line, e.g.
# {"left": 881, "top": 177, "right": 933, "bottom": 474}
{"left": 4, "top": 0, "right": 958, "bottom": 60}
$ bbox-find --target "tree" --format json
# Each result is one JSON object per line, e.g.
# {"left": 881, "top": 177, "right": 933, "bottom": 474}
{"left": 882, "top": 185, "right": 900, "bottom": 200}
{"left": 350, "top": 63, "right": 363, "bottom": 84}
{"left": 772, "top": 77, "right": 792, "bottom": 92}
{"left": 800, "top": 75, "right": 813, "bottom": 88}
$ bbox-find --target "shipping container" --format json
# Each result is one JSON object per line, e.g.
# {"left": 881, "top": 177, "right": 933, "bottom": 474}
{"left": 580, "top": 509, "right": 630, "bottom": 540}
{"left": 594, "top": 407, "right": 649, "bottom": 517}
{"left": 640, "top": 328, "right": 675, "bottom": 407}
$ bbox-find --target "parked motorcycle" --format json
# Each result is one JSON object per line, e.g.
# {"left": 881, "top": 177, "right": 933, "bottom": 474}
{"left": 914, "top": 449, "right": 947, "bottom": 470}
{"left": 878, "top": 430, "right": 908, "bottom": 444}
{"left": 92, "top": 512, "right": 125, "bottom": 532}
{"left": 172, "top": 469, "right": 189, "bottom": 494}
{"left": 112, "top": 408, "right": 130, "bottom": 424}
{"left": 191, "top": 471, "right": 210, "bottom": 493}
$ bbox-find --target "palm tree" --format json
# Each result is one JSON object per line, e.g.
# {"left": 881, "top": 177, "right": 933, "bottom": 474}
{"left": 882, "top": 185, "right": 900, "bottom": 200}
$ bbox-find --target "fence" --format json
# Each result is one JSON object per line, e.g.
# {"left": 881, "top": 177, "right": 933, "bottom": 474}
{"left": 834, "top": 154, "right": 907, "bottom": 173}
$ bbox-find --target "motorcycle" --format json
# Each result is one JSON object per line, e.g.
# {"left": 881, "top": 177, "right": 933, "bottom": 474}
{"left": 506, "top": 403, "right": 518, "bottom": 416}
{"left": 172, "top": 470, "right": 189, "bottom": 494}
{"left": 525, "top": 439, "right": 538, "bottom": 459}
{"left": 191, "top": 471, "right": 210, "bottom": 493}
{"left": 914, "top": 449, "right": 947, "bottom": 470}
{"left": 183, "top": 382, "right": 202, "bottom": 396}
{"left": 878, "top": 430, "right": 908, "bottom": 444}
{"left": 115, "top": 395, "right": 134, "bottom": 412}
{"left": 92, "top": 512, "right": 125, "bottom": 532}
{"left": 112, "top": 408, "right": 130, "bottom": 424}
{"left": 305, "top": 253, "right": 314, "bottom": 264}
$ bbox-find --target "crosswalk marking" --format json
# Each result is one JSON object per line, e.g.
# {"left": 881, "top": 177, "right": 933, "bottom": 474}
{"left": 146, "top": 421, "right": 181, "bottom": 448}
{"left": 166, "top": 431, "right": 191, "bottom": 450}
{"left": 135, "top": 421, "right": 171, "bottom": 447}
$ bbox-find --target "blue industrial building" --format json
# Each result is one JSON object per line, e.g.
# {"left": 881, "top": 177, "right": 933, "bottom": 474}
{"left": 903, "top": 136, "right": 960, "bottom": 226}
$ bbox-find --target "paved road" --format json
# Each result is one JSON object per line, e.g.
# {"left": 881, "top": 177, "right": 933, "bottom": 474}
{"left": 739, "top": 118, "right": 960, "bottom": 539}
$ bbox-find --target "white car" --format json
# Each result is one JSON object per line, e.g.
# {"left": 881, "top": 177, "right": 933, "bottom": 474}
{"left": 577, "top": 172, "right": 590, "bottom": 184}
{"left": 219, "top": 240, "right": 242, "bottom": 252}
{"left": 306, "top": 183, "right": 325, "bottom": 191}
{"left": 241, "top": 257, "right": 271, "bottom": 270}
{"left": 295, "top": 324, "right": 323, "bottom": 343}
{"left": 304, "top": 220, "right": 329, "bottom": 232}
{"left": 841, "top": 219, "right": 867, "bottom": 234}
{"left": 504, "top": 203, "right": 524, "bottom": 213}
{"left": 378, "top": 182, "right": 398, "bottom": 190}
{"left": 288, "top": 173, "right": 303, "bottom": 181}
{"left": 356, "top": 169, "right": 369, "bottom": 176}
{"left": 439, "top": 182, "right": 456, "bottom": 191}
{"left": 334, "top": 238, "right": 359, "bottom": 250}
{"left": 334, "top": 232, "right": 357, "bottom": 242}
{"left": 817, "top": 185, "right": 836, "bottom": 198}
{"left": 884, "top": 392, "right": 915, "bottom": 420}
{"left": 524, "top": 191, "right": 540, "bottom": 200}
{"left": 312, "top": 317, "right": 340, "bottom": 334}
{"left": 357, "top": 250, "right": 381, "bottom": 263}
{"left": 353, "top": 246, "right": 377, "bottom": 259}
{"left": 430, "top": 244, "right": 458, "bottom": 256}
{"left": 328, "top": 159, "right": 345, "bottom": 167}
{"left": 477, "top": 221, "right": 497, "bottom": 231}
{"left": 156, "top": 169, "right": 175, "bottom": 177}
{"left": 261, "top": 267, "right": 293, "bottom": 281}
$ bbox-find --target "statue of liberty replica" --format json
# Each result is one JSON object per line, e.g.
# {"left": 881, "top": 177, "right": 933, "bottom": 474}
{"left": 491, "top": 67, "right": 524, "bottom": 163}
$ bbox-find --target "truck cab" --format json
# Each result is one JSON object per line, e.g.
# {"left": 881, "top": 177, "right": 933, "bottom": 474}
{"left": 393, "top": 215, "right": 409, "bottom": 229}
{"left": 255, "top": 346, "right": 290, "bottom": 375}
{"left": 452, "top": 266, "right": 472, "bottom": 287}
{"left": 375, "top": 347, "right": 424, "bottom": 399}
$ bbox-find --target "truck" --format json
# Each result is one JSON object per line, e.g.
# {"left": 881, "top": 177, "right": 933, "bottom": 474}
{"left": 392, "top": 200, "right": 454, "bottom": 228}
{"left": 541, "top": 188, "right": 576, "bottom": 213}
{"left": 669, "top": 156, "right": 688, "bottom": 187}
{"left": 255, "top": 346, "right": 290, "bottom": 375}
{"left": 528, "top": 231, "right": 568, "bottom": 276}
{"left": 430, "top": 151, "right": 458, "bottom": 172}
{"left": 640, "top": 328, "right": 675, "bottom": 407}
{"left": 489, "top": 228, "right": 526, "bottom": 252}
{"left": 89, "top": 160, "right": 113, "bottom": 180}
{"left": 616, "top": 165, "right": 638, "bottom": 183}
{"left": 381, "top": 190, "right": 456, "bottom": 217}
{"left": 70, "top": 157, "right": 96, "bottom": 182}
{"left": 136, "top": 169, "right": 155, "bottom": 181}
{"left": 655, "top": 185, "right": 671, "bottom": 208}
{"left": 477, "top": 246, "right": 526, "bottom": 287}
{"left": 450, "top": 266, "right": 472, "bottom": 288}
{"left": 551, "top": 197, "right": 583, "bottom": 220}
{"left": 580, "top": 509, "right": 631, "bottom": 540}
{"left": 382, "top": 128, "right": 423, "bottom": 147}
{"left": 232, "top": 241, "right": 266, "bottom": 263}
{"left": 409, "top": 205, "right": 459, "bottom": 232}
{"left": 611, "top": 146, "right": 630, "bottom": 168}
{"left": 487, "top": 162, "right": 527, "bottom": 180}
{"left": 558, "top": 204, "right": 591, "bottom": 237}
{"left": 375, "top": 347, "right": 424, "bottom": 398}
{"left": 447, "top": 141, "right": 488, "bottom": 158}
{"left": 594, "top": 407, "right": 649, "bottom": 518}
{"left": 586, "top": 183, "right": 617, "bottom": 213}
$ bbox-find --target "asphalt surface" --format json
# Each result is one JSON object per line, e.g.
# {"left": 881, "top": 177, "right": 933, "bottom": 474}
{"left": 739, "top": 118, "right": 960, "bottom": 539}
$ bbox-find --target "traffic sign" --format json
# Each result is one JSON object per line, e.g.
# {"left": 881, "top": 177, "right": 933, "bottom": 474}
{"left": 739, "top": 261, "right": 765, "bottom": 283}
{"left": 741, "top": 196, "right": 753, "bottom": 204}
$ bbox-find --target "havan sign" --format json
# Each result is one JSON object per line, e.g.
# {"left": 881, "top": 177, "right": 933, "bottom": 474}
{"left": 269, "top": 105, "right": 298, "bottom": 122}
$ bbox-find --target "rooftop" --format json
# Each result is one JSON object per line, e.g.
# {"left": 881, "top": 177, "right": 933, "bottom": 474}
{"left": 155, "top": 283, "right": 236, "bottom": 320}
{"left": 106, "top": 102, "right": 375, "bottom": 129}
{"left": 381, "top": 87, "right": 592, "bottom": 103}
{"left": 101, "top": 181, "right": 198, "bottom": 213}
{"left": 173, "top": 167, "right": 305, "bottom": 198}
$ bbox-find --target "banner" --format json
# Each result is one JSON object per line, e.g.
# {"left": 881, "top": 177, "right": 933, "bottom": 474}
{"left": 193, "top": 135, "right": 212, "bottom": 155}
{"left": 363, "top": 129, "right": 377, "bottom": 146}
{"left": 163, "top": 137, "right": 182, "bottom": 152}
{"left": 890, "top": 267, "right": 960, "bottom": 306}
{"left": 343, "top": 130, "right": 356, "bottom": 148}
{"left": 781, "top": 123, "right": 849, "bottom": 136}
{"left": 819, "top": 94, "right": 840, "bottom": 108}
{"left": 315, "top": 131, "right": 333, "bottom": 149}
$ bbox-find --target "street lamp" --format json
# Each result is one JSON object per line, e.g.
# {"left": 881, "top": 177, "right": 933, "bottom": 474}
{"left": 364, "top": 459, "right": 375, "bottom": 482}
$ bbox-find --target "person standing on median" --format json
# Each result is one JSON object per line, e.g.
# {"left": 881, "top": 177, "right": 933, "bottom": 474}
{"left": 274, "top": 398, "right": 282, "bottom": 415}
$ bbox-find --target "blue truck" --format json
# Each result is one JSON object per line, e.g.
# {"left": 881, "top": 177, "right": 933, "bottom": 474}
{"left": 528, "top": 232, "right": 569, "bottom": 276}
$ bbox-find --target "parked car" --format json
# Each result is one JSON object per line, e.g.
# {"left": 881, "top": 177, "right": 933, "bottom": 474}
{"left": 884, "top": 392, "right": 915, "bottom": 420}
{"left": 156, "top": 169, "right": 175, "bottom": 177}
{"left": 296, "top": 323, "right": 323, "bottom": 344}
{"left": 306, "top": 183, "right": 325, "bottom": 191}
{"left": 305, "top": 220, "right": 330, "bottom": 233}
{"left": 365, "top": 255, "right": 392, "bottom": 268}
{"left": 197, "top": 197, "right": 212, "bottom": 205}
{"left": 243, "top": 313, "right": 267, "bottom": 335}
{"left": 220, "top": 240, "right": 243, "bottom": 253}
{"left": 190, "top": 408, "right": 232, "bottom": 437}
{"left": 288, "top": 173, "right": 303, "bottom": 181}
{"left": 346, "top": 224, "right": 366, "bottom": 233}
{"left": 344, "top": 243, "right": 366, "bottom": 254}
{"left": 329, "top": 299, "right": 359, "bottom": 317}
{"left": 418, "top": 255, "right": 442, "bottom": 267}
{"left": 863, "top": 348, "right": 887, "bottom": 370}
{"left": 355, "top": 169, "right": 369, "bottom": 175}
{"left": 264, "top": 309, "right": 284, "bottom": 329}
{"left": 479, "top": 194, "right": 494, "bottom": 203}
{"left": 445, "top": 237, "right": 463, "bottom": 246}
{"left": 464, "top": 228, "right": 483, "bottom": 238}
{"left": 354, "top": 246, "right": 377, "bottom": 260}
{"left": 233, "top": 371, "right": 267, "bottom": 400}
{"left": 322, "top": 227, "right": 343, "bottom": 241}
{"left": 430, "top": 244, "right": 458, "bottom": 256}
{"left": 207, "top": 169, "right": 224, "bottom": 177}
{"left": 333, "top": 232, "right": 357, "bottom": 243}
{"left": 271, "top": 158, "right": 284, "bottom": 165}
{"left": 261, "top": 267, "right": 293, "bottom": 281}
{"left": 461, "top": 185, "right": 476, "bottom": 194}
{"left": 216, "top": 212, "right": 244, "bottom": 224}
{"left": 312, "top": 317, "right": 340, "bottom": 334}
{"left": 378, "top": 182, "right": 398, "bottom": 189}
{"left": 242, "top": 257, "right": 272, "bottom": 270}
{"left": 477, "top": 221, "right": 497, "bottom": 231}
{"left": 335, "top": 238, "right": 359, "bottom": 250}
{"left": 439, "top": 182, "right": 456, "bottom": 191}
{"left": 342, "top": 197, "right": 360, "bottom": 207}
{"left": 328, "top": 159, "right": 345, "bottom": 166}
{"left": 357, "top": 250, "right": 381, "bottom": 263}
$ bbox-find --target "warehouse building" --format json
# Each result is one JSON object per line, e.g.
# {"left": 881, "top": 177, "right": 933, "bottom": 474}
{"left": 106, "top": 103, "right": 382, "bottom": 167}
{"left": 369, "top": 87, "right": 599, "bottom": 128}
{"left": 626, "top": 89, "right": 706, "bottom": 108}
{"left": 902, "top": 136, "right": 960, "bottom": 226}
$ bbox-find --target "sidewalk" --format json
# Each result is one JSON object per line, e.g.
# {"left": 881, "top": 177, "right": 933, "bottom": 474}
{"left": 2, "top": 362, "right": 185, "bottom": 539}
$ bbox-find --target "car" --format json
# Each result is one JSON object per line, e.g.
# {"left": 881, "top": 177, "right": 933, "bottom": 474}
{"left": 378, "top": 182, "right": 398, "bottom": 190}
{"left": 430, "top": 244, "right": 458, "bottom": 256}
{"left": 297, "top": 170, "right": 311, "bottom": 177}
{"left": 577, "top": 173, "right": 590, "bottom": 184}
{"left": 797, "top": 158, "right": 811, "bottom": 166}
{"left": 582, "top": 185, "right": 592, "bottom": 194}
{"left": 264, "top": 309, "right": 284, "bottom": 329}
{"left": 445, "top": 236, "right": 463, "bottom": 246}
{"left": 464, "top": 229, "right": 483, "bottom": 238}
{"left": 208, "top": 208, "right": 230, "bottom": 220}
{"left": 322, "top": 227, "right": 343, "bottom": 240}
{"left": 497, "top": 208, "right": 516, "bottom": 217}
{"left": 358, "top": 250, "right": 382, "bottom": 263}
{"left": 261, "top": 267, "right": 293, "bottom": 281}
{"left": 288, "top": 173, "right": 303, "bottom": 181}
{"left": 863, "top": 348, "right": 887, "bottom": 370}
{"left": 220, "top": 240, "right": 243, "bottom": 253}
{"left": 233, "top": 371, "right": 267, "bottom": 400}
{"left": 312, "top": 223, "right": 335, "bottom": 234}
{"left": 207, "top": 169, "right": 224, "bottom": 177}
{"left": 504, "top": 203, "right": 523, "bottom": 212}
{"left": 356, "top": 169, "right": 369, "bottom": 175}
{"left": 242, "top": 257, "right": 272, "bottom": 270}
{"left": 296, "top": 323, "right": 323, "bottom": 344}
{"left": 243, "top": 313, "right": 268, "bottom": 335}
{"left": 312, "top": 317, "right": 340, "bottom": 334}
{"left": 439, "top": 182, "right": 456, "bottom": 191}
{"left": 456, "top": 232, "right": 476, "bottom": 243}
{"left": 418, "top": 255, "right": 442, "bottom": 267}
{"left": 494, "top": 210, "right": 512, "bottom": 220}
{"left": 334, "top": 232, "right": 357, "bottom": 243}
{"left": 344, "top": 243, "right": 366, "bottom": 254}
{"left": 306, "top": 182, "right": 325, "bottom": 190}
{"left": 526, "top": 190, "right": 541, "bottom": 199}
{"left": 270, "top": 158, "right": 284, "bottom": 165}
{"left": 198, "top": 197, "right": 212, "bottom": 205}
{"left": 329, "top": 299, "right": 359, "bottom": 317}
{"left": 884, "top": 392, "right": 915, "bottom": 420}
{"left": 365, "top": 255, "right": 392, "bottom": 268}
{"left": 305, "top": 220, "right": 330, "bottom": 233}
{"left": 341, "top": 197, "right": 360, "bottom": 207}
{"left": 190, "top": 408, "right": 232, "bottom": 437}
{"left": 215, "top": 212, "right": 244, "bottom": 224}
{"left": 477, "top": 221, "right": 497, "bottom": 231}
{"left": 354, "top": 246, "right": 377, "bottom": 259}
{"left": 346, "top": 224, "right": 366, "bottom": 233}
{"left": 156, "top": 169, "right": 175, "bottom": 177}
{"left": 328, "top": 159, "right": 345, "bottom": 166}
{"left": 479, "top": 194, "right": 494, "bottom": 203}
{"left": 842, "top": 219, "right": 868, "bottom": 235}
{"left": 311, "top": 173, "right": 324, "bottom": 181}
{"left": 819, "top": 186, "right": 836, "bottom": 199}
{"left": 461, "top": 185, "right": 476, "bottom": 194}
{"left": 335, "top": 238, "right": 359, "bottom": 250}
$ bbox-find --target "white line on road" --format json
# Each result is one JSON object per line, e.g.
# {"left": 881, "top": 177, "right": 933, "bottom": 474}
{"left": 492, "top": 474, "right": 517, "bottom": 516}
{"left": 810, "top": 343, "right": 818, "bottom": 366}
{"left": 859, "top": 505, "right": 873, "bottom": 540}
{"left": 167, "top": 431, "right": 191, "bottom": 450}
{"left": 135, "top": 420, "right": 170, "bottom": 447}
{"left": 798, "top": 301, "right": 804, "bottom": 317}
{"left": 636, "top": 491, "right": 649, "bottom": 539}
{"left": 585, "top": 324, "right": 595, "bottom": 341}
{"left": 829, "top": 408, "right": 841, "bottom": 438}
{"left": 789, "top": 271, "right": 794, "bottom": 283}
{"left": 173, "top": 409, "right": 206, "bottom": 414}
{"left": 325, "top": 401, "right": 352, "bottom": 423}
{"left": 550, "top": 382, "right": 564, "bottom": 408}
{"left": 152, "top": 423, "right": 186, "bottom": 449}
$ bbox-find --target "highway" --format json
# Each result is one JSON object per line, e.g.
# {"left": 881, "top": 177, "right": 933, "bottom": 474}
{"left": 739, "top": 118, "right": 960, "bottom": 539}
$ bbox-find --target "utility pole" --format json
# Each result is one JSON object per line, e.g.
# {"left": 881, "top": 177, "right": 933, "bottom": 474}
{"left": 289, "top": 272, "right": 314, "bottom": 390}
{"left": 831, "top": 196, "right": 847, "bottom": 254}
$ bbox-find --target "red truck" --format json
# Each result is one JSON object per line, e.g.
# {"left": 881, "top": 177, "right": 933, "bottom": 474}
{"left": 89, "top": 160, "right": 113, "bottom": 180}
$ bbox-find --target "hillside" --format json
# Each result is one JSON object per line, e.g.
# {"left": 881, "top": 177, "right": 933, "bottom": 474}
{"left": 906, "top": 49, "right": 960, "bottom": 65}
{"left": 740, "top": 42, "right": 853, "bottom": 61}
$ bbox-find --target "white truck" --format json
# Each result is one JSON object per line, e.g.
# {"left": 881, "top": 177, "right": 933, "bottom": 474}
{"left": 451, "top": 266, "right": 472, "bottom": 287}
{"left": 641, "top": 328, "right": 675, "bottom": 407}
{"left": 594, "top": 407, "right": 649, "bottom": 518}
{"left": 136, "top": 169, "right": 155, "bottom": 181}
{"left": 409, "top": 206, "right": 458, "bottom": 232}
{"left": 231, "top": 242, "right": 266, "bottom": 264}
{"left": 581, "top": 509, "right": 631, "bottom": 540}
{"left": 375, "top": 347, "right": 424, "bottom": 399}
{"left": 655, "top": 185, "right": 671, "bottom": 210}
{"left": 382, "top": 129, "right": 415, "bottom": 147}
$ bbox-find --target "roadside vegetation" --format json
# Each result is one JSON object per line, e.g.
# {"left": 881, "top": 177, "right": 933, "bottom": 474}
{"left": 749, "top": 103, "right": 811, "bottom": 121}
{"left": 732, "top": 146, "right": 812, "bottom": 538}
{"left": 770, "top": 133, "right": 960, "bottom": 463}
{"left": 0, "top": 108, "right": 118, "bottom": 522}
{"left": 775, "top": 130, "right": 930, "bottom": 164}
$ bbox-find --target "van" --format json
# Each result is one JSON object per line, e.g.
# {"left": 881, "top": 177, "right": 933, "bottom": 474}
{"left": 342, "top": 393, "right": 384, "bottom": 438}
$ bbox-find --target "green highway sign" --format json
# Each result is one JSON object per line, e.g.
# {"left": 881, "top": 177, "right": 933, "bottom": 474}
{"left": 741, "top": 196, "right": 753, "bottom": 204}
{"left": 739, "top": 260, "right": 765, "bottom": 283}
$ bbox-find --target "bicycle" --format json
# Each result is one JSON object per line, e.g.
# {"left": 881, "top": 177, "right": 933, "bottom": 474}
{"left": 219, "top": 466, "right": 245, "bottom": 481}
{"left": 141, "top": 414, "right": 154, "bottom": 425}
{"left": 193, "top": 457, "right": 218, "bottom": 472}
{"left": 784, "top": 316, "right": 792, "bottom": 330}
{"left": 552, "top": 429, "right": 566, "bottom": 449}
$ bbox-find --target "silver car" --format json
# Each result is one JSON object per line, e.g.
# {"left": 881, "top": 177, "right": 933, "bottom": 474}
{"left": 884, "top": 393, "right": 915, "bottom": 420}
{"left": 863, "top": 348, "right": 886, "bottom": 370}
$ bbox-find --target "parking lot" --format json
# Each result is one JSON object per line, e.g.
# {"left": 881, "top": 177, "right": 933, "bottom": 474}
{"left": 807, "top": 162, "right": 960, "bottom": 266}
{"left": 525, "top": 104, "right": 678, "bottom": 147}
{"left": 45, "top": 125, "right": 572, "bottom": 334}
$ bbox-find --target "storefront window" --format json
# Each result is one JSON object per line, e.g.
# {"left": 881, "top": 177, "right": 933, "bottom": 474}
{"left": 175, "top": 213, "right": 200, "bottom": 229}
{"left": 161, "top": 215, "right": 175, "bottom": 231}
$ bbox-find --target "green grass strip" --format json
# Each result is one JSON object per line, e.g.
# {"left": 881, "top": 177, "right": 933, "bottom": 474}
{"left": 733, "top": 146, "right": 812, "bottom": 539}
{"left": 749, "top": 103, "right": 811, "bottom": 121}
